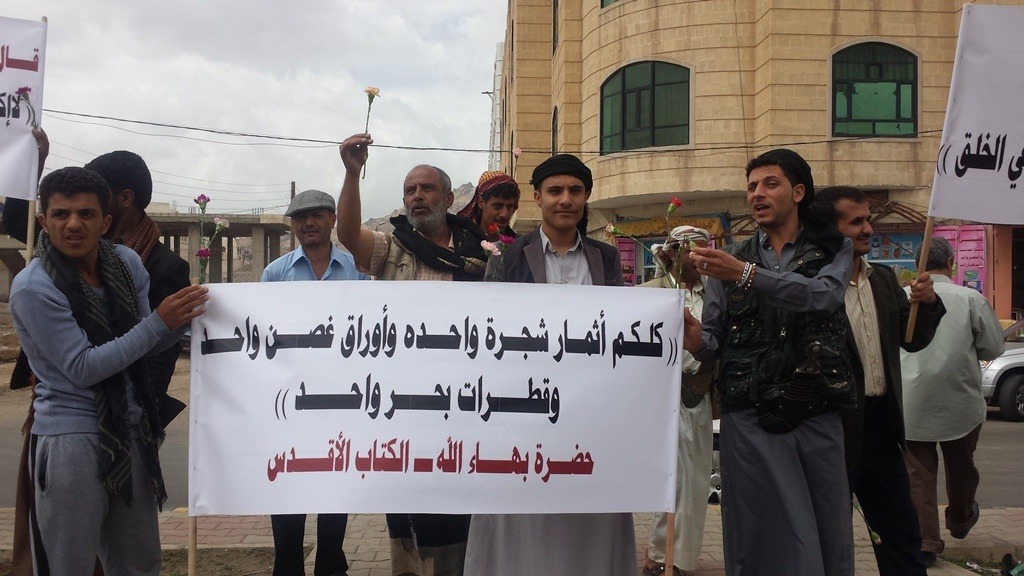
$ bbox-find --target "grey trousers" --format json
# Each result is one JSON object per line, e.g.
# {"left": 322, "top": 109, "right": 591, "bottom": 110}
{"left": 31, "top": 432, "right": 161, "bottom": 576}
{"left": 720, "top": 409, "right": 854, "bottom": 576}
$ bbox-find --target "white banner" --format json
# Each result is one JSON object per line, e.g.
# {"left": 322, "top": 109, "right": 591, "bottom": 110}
{"left": 930, "top": 4, "right": 1024, "bottom": 224}
{"left": 188, "top": 281, "right": 683, "bottom": 516}
{"left": 0, "top": 16, "right": 46, "bottom": 202}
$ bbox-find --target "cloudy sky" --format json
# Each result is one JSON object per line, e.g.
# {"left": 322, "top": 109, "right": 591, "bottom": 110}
{"left": 3, "top": 1, "right": 507, "bottom": 219}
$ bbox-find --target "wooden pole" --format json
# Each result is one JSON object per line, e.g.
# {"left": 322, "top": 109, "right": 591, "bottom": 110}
{"left": 664, "top": 512, "right": 676, "bottom": 575}
{"left": 23, "top": 18, "right": 45, "bottom": 265}
{"left": 188, "top": 516, "right": 197, "bottom": 576}
{"left": 905, "top": 216, "right": 935, "bottom": 342}
{"left": 23, "top": 201, "right": 36, "bottom": 265}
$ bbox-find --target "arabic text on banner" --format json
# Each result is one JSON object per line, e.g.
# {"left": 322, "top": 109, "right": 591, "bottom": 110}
{"left": 930, "top": 4, "right": 1024, "bottom": 224}
{"left": 189, "top": 281, "right": 684, "bottom": 516}
{"left": 0, "top": 16, "right": 46, "bottom": 202}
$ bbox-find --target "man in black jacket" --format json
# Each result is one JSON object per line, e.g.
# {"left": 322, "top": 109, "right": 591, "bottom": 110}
{"left": 85, "top": 150, "right": 191, "bottom": 426}
{"left": 814, "top": 186, "right": 944, "bottom": 573}
{"left": 6, "top": 147, "right": 189, "bottom": 424}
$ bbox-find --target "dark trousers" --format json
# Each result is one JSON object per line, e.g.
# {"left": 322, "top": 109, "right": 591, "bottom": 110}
{"left": 849, "top": 396, "right": 927, "bottom": 576}
{"left": 271, "top": 514, "right": 348, "bottom": 576}
{"left": 904, "top": 422, "right": 983, "bottom": 554}
{"left": 385, "top": 513, "right": 470, "bottom": 575}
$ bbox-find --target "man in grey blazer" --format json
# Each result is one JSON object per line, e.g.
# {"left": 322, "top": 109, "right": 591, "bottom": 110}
{"left": 814, "top": 186, "right": 944, "bottom": 573}
{"left": 464, "top": 153, "right": 631, "bottom": 576}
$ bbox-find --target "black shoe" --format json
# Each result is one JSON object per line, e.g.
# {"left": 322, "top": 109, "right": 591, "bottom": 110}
{"left": 947, "top": 501, "right": 980, "bottom": 539}
{"left": 921, "top": 551, "right": 938, "bottom": 567}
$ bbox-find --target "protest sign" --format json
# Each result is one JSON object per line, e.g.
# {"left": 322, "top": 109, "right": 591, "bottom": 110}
{"left": 189, "top": 281, "right": 683, "bottom": 516}
{"left": 0, "top": 16, "right": 46, "bottom": 201}
{"left": 930, "top": 4, "right": 1024, "bottom": 224}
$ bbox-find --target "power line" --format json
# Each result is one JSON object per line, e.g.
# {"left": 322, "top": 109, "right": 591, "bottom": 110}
{"left": 50, "top": 140, "right": 291, "bottom": 187}
{"left": 42, "top": 107, "right": 944, "bottom": 158}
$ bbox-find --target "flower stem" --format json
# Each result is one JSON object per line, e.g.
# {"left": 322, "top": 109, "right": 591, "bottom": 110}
{"left": 362, "top": 103, "right": 373, "bottom": 180}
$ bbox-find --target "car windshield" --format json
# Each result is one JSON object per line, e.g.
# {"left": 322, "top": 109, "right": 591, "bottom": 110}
{"left": 1004, "top": 318, "right": 1024, "bottom": 343}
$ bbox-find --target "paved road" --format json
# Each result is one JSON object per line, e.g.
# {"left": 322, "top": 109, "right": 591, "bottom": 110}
{"left": 0, "top": 359, "right": 1021, "bottom": 509}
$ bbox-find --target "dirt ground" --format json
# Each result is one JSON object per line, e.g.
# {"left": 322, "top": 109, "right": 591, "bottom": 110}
{"left": 0, "top": 548, "right": 280, "bottom": 576}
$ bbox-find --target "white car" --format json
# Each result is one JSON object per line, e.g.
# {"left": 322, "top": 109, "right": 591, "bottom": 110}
{"left": 980, "top": 331, "right": 1024, "bottom": 422}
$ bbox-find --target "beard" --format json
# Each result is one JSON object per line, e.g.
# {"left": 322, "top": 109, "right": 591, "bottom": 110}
{"left": 408, "top": 203, "right": 448, "bottom": 233}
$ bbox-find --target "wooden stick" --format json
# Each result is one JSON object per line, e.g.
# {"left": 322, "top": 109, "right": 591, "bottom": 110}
{"left": 905, "top": 216, "right": 935, "bottom": 342}
{"left": 188, "top": 516, "right": 197, "bottom": 576}
{"left": 665, "top": 511, "right": 675, "bottom": 575}
{"left": 25, "top": 16, "right": 46, "bottom": 264}
{"left": 24, "top": 201, "right": 36, "bottom": 265}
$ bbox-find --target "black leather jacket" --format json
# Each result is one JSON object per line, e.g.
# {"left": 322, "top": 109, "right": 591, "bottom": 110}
{"left": 716, "top": 235, "right": 856, "bottom": 414}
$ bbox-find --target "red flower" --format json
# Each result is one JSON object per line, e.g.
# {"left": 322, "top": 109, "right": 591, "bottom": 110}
{"left": 499, "top": 234, "right": 515, "bottom": 245}
{"left": 667, "top": 197, "right": 683, "bottom": 215}
{"left": 15, "top": 86, "right": 31, "bottom": 97}
{"left": 196, "top": 248, "right": 212, "bottom": 259}
{"left": 487, "top": 223, "right": 500, "bottom": 234}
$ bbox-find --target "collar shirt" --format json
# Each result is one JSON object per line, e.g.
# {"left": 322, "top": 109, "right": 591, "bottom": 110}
{"left": 538, "top": 227, "right": 592, "bottom": 286}
{"left": 900, "top": 275, "right": 1006, "bottom": 441}
{"left": 844, "top": 257, "right": 886, "bottom": 397}
{"left": 261, "top": 245, "right": 368, "bottom": 282}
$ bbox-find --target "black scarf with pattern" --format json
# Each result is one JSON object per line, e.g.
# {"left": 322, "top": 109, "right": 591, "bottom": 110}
{"left": 390, "top": 213, "right": 488, "bottom": 282}
{"left": 35, "top": 233, "right": 166, "bottom": 508}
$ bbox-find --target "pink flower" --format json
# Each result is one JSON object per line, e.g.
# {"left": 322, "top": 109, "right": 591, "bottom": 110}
{"left": 605, "top": 224, "right": 623, "bottom": 238}
{"left": 512, "top": 146, "right": 522, "bottom": 158}
{"left": 499, "top": 234, "right": 515, "bottom": 245}
{"left": 15, "top": 86, "right": 31, "bottom": 96}
{"left": 196, "top": 248, "right": 212, "bottom": 259}
{"left": 194, "top": 194, "right": 211, "bottom": 206}
{"left": 214, "top": 217, "right": 230, "bottom": 231}
{"left": 480, "top": 240, "right": 501, "bottom": 256}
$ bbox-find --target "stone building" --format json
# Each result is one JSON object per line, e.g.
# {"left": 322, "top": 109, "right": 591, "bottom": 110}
{"left": 496, "top": 0, "right": 1023, "bottom": 316}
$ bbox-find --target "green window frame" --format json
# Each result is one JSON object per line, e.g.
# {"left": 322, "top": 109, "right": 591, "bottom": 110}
{"left": 601, "top": 0, "right": 617, "bottom": 7}
{"left": 833, "top": 42, "right": 917, "bottom": 137}
{"left": 600, "top": 61, "right": 690, "bottom": 154}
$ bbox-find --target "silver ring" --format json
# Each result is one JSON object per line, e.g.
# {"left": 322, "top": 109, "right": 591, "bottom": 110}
{"left": 702, "top": 262, "right": 708, "bottom": 270}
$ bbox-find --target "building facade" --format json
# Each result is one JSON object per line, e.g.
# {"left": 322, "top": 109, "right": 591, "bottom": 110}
{"left": 496, "top": 0, "right": 1023, "bottom": 316}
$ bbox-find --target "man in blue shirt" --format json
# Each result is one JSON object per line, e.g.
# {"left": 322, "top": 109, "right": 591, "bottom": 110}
{"left": 261, "top": 189, "right": 368, "bottom": 576}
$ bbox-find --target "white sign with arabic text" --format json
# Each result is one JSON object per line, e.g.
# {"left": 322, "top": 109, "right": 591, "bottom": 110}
{"left": 188, "top": 281, "right": 683, "bottom": 516}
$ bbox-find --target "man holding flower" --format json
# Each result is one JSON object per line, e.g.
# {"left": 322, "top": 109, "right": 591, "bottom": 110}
{"left": 682, "top": 149, "right": 857, "bottom": 575}
{"left": 640, "top": 226, "right": 714, "bottom": 576}
{"left": 336, "top": 133, "right": 488, "bottom": 575}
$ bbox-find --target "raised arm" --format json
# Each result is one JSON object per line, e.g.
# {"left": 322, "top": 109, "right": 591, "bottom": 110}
{"left": 336, "top": 133, "right": 378, "bottom": 271}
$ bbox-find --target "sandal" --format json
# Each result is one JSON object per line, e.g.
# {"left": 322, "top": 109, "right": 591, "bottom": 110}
{"left": 642, "top": 563, "right": 683, "bottom": 576}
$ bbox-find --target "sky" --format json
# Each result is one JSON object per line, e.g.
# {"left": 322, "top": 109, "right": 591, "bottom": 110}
{"left": 2, "top": 1, "right": 507, "bottom": 219}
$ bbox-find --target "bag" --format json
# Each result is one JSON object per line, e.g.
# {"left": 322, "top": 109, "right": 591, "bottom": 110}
{"left": 755, "top": 342, "right": 833, "bottom": 434}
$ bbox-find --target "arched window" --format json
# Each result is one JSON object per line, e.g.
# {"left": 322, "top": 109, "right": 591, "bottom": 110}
{"left": 601, "top": 61, "right": 690, "bottom": 154}
{"left": 833, "top": 42, "right": 917, "bottom": 136}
